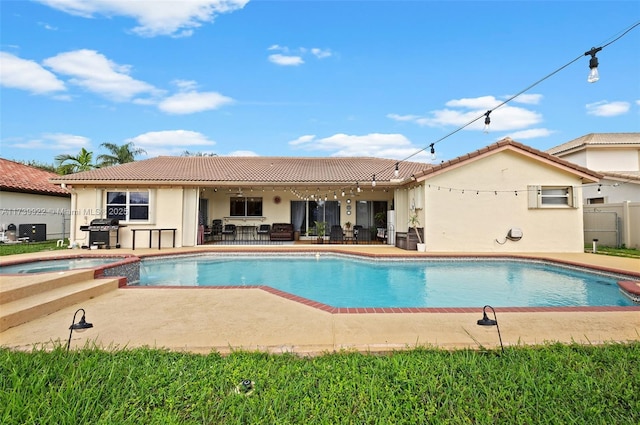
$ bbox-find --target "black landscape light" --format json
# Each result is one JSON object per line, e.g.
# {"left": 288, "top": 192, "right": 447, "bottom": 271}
{"left": 477, "top": 305, "right": 504, "bottom": 353}
{"left": 66, "top": 308, "right": 93, "bottom": 350}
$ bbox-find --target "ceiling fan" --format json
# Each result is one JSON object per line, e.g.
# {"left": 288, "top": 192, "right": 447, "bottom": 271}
{"left": 225, "top": 188, "right": 245, "bottom": 197}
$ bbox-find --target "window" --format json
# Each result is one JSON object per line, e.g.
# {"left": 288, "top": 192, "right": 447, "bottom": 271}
{"left": 528, "top": 185, "right": 577, "bottom": 209}
{"left": 106, "top": 191, "right": 150, "bottom": 221}
{"left": 230, "top": 197, "right": 263, "bottom": 217}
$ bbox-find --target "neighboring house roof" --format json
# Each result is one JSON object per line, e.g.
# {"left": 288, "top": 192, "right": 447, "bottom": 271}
{"left": 545, "top": 132, "right": 640, "bottom": 156}
{"left": 0, "top": 158, "right": 70, "bottom": 197}
{"left": 599, "top": 171, "right": 640, "bottom": 183}
{"left": 50, "top": 156, "right": 431, "bottom": 186}
{"left": 413, "top": 138, "right": 602, "bottom": 182}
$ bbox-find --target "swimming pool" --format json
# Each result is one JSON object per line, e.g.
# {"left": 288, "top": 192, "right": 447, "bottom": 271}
{"left": 0, "top": 257, "right": 126, "bottom": 274}
{"left": 137, "top": 254, "right": 636, "bottom": 308}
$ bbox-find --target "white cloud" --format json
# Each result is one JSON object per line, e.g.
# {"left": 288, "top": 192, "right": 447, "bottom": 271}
{"left": 289, "top": 133, "right": 431, "bottom": 161}
{"left": 289, "top": 135, "right": 316, "bottom": 146}
{"left": 126, "top": 130, "right": 216, "bottom": 156}
{"left": 311, "top": 48, "right": 332, "bottom": 59}
{"left": 268, "top": 54, "right": 304, "bottom": 66}
{"left": 43, "top": 49, "right": 160, "bottom": 102}
{"left": 0, "top": 52, "right": 66, "bottom": 95}
{"left": 228, "top": 150, "right": 258, "bottom": 156}
{"left": 391, "top": 95, "right": 543, "bottom": 132}
{"left": 387, "top": 113, "right": 421, "bottom": 122}
{"left": 35, "top": 0, "right": 249, "bottom": 37}
{"left": 8, "top": 133, "right": 90, "bottom": 150}
{"left": 158, "top": 91, "right": 234, "bottom": 114}
{"left": 505, "top": 128, "right": 554, "bottom": 140}
{"left": 267, "top": 45, "right": 332, "bottom": 66}
{"left": 445, "top": 96, "right": 501, "bottom": 109}
{"left": 511, "top": 93, "right": 543, "bottom": 105}
{"left": 586, "top": 100, "right": 630, "bottom": 117}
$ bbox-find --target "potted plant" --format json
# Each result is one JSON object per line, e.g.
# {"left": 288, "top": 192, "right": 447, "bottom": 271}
{"left": 374, "top": 212, "right": 387, "bottom": 228}
{"left": 408, "top": 213, "right": 425, "bottom": 252}
{"left": 344, "top": 221, "right": 351, "bottom": 230}
{"left": 314, "top": 221, "right": 327, "bottom": 243}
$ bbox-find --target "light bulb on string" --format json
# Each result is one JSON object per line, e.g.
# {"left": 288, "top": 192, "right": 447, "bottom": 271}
{"left": 585, "top": 46, "right": 602, "bottom": 83}
{"left": 394, "top": 162, "right": 399, "bottom": 178}
{"left": 483, "top": 110, "right": 491, "bottom": 133}
{"left": 429, "top": 144, "right": 436, "bottom": 160}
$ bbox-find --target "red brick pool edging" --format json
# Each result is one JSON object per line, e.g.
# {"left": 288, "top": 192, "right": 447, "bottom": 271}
{"left": 122, "top": 284, "right": 640, "bottom": 315}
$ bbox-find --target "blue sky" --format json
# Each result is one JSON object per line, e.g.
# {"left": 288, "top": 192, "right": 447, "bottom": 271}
{"left": 1, "top": 1, "right": 639, "bottom": 166}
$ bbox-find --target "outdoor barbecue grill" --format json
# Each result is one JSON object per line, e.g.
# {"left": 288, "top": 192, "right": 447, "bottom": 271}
{"left": 82, "top": 218, "right": 122, "bottom": 249}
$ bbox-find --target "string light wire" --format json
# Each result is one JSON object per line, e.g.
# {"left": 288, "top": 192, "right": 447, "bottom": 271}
{"left": 307, "top": 21, "right": 639, "bottom": 199}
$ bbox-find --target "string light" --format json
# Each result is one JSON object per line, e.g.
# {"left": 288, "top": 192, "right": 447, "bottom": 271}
{"left": 483, "top": 110, "right": 491, "bottom": 133}
{"left": 372, "top": 174, "right": 376, "bottom": 187}
{"left": 585, "top": 46, "right": 602, "bottom": 83}
{"left": 328, "top": 22, "right": 638, "bottom": 199}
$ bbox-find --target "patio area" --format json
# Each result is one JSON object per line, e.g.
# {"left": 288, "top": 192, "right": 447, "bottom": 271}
{"left": 1, "top": 246, "right": 639, "bottom": 355}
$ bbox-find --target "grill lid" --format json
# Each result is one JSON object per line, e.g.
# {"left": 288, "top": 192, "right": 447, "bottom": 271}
{"left": 90, "top": 218, "right": 119, "bottom": 226}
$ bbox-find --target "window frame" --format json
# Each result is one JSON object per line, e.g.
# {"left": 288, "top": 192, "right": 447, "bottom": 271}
{"left": 229, "top": 196, "right": 263, "bottom": 217}
{"left": 106, "top": 190, "right": 152, "bottom": 222}
{"left": 527, "top": 185, "right": 577, "bottom": 209}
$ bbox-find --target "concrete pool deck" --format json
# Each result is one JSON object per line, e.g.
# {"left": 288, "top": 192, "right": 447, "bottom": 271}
{"left": 1, "top": 245, "right": 639, "bottom": 355}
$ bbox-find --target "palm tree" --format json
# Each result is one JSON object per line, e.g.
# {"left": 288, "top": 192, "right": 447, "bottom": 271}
{"left": 55, "top": 147, "right": 96, "bottom": 175}
{"left": 97, "top": 142, "right": 146, "bottom": 167}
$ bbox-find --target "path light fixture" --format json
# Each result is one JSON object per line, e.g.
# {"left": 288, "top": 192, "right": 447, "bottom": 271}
{"left": 477, "top": 305, "right": 504, "bottom": 353}
{"left": 66, "top": 308, "right": 93, "bottom": 350}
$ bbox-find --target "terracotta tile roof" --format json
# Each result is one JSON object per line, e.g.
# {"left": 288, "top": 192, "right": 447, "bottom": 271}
{"left": 546, "top": 132, "right": 640, "bottom": 155}
{"left": 414, "top": 138, "right": 602, "bottom": 182}
{"left": 600, "top": 171, "right": 640, "bottom": 183}
{"left": 0, "top": 158, "right": 70, "bottom": 196}
{"left": 50, "top": 156, "right": 431, "bottom": 186}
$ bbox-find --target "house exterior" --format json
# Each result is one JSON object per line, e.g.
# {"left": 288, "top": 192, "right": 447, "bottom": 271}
{"left": 50, "top": 138, "right": 600, "bottom": 252}
{"left": 0, "top": 158, "right": 71, "bottom": 241}
{"left": 546, "top": 133, "right": 640, "bottom": 248}
{"left": 546, "top": 132, "right": 640, "bottom": 204}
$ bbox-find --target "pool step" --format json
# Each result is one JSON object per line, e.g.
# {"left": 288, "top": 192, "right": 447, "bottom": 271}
{"left": 0, "top": 271, "right": 119, "bottom": 332}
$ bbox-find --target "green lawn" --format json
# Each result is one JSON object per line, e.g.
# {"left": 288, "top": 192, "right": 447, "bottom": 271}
{"left": 586, "top": 246, "right": 640, "bottom": 259}
{"left": 0, "top": 240, "right": 68, "bottom": 256}
{"left": 1, "top": 343, "right": 639, "bottom": 424}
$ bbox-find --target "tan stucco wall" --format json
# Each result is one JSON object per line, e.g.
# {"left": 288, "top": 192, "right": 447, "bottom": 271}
{"left": 562, "top": 148, "right": 639, "bottom": 172}
{"left": 70, "top": 187, "right": 185, "bottom": 249}
{"left": 419, "top": 150, "right": 587, "bottom": 252}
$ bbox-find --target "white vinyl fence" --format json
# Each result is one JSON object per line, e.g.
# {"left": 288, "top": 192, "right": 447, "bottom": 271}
{"left": 583, "top": 201, "right": 640, "bottom": 249}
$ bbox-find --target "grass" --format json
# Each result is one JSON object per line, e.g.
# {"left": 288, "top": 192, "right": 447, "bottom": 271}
{"left": 587, "top": 246, "right": 640, "bottom": 259}
{"left": 0, "top": 240, "right": 69, "bottom": 256}
{"left": 1, "top": 243, "right": 637, "bottom": 423}
{"left": 1, "top": 343, "right": 639, "bottom": 424}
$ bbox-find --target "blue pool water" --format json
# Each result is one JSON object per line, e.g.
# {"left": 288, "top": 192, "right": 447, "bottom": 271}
{"left": 138, "top": 254, "right": 636, "bottom": 308}
{"left": 0, "top": 257, "right": 123, "bottom": 274}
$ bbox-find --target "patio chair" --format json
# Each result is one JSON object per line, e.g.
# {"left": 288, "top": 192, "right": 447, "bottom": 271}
{"left": 256, "top": 224, "right": 271, "bottom": 241}
{"left": 211, "top": 219, "right": 223, "bottom": 240}
{"left": 353, "top": 225, "right": 371, "bottom": 244}
{"left": 221, "top": 224, "right": 236, "bottom": 241}
{"left": 329, "top": 225, "right": 344, "bottom": 243}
